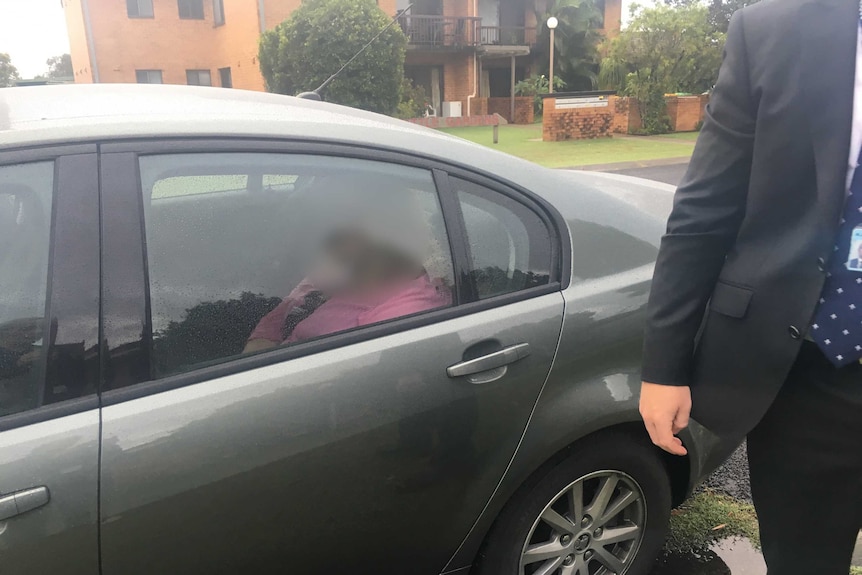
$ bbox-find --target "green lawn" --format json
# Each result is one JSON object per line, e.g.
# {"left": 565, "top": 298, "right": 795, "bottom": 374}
{"left": 655, "top": 131, "right": 701, "bottom": 141}
{"left": 438, "top": 124, "right": 696, "bottom": 168}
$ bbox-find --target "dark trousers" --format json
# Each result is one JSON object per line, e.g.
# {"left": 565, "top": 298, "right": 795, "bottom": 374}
{"left": 748, "top": 341, "right": 862, "bottom": 575}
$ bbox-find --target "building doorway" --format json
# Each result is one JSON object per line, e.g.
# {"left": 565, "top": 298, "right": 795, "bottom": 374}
{"left": 405, "top": 65, "right": 444, "bottom": 117}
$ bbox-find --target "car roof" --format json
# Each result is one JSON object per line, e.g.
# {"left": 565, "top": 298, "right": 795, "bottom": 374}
{"left": 0, "top": 84, "right": 457, "bottom": 150}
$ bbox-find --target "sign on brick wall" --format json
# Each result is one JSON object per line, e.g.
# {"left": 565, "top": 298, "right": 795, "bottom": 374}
{"left": 555, "top": 96, "right": 610, "bottom": 109}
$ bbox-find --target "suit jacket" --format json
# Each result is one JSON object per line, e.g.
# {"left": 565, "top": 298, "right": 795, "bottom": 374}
{"left": 849, "top": 258, "right": 862, "bottom": 269}
{"left": 642, "top": 0, "right": 857, "bottom": 443}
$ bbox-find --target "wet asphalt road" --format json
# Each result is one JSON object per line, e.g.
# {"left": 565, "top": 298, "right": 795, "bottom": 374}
{"left": 604, "top": 162, "right": 689, "bottom": 187}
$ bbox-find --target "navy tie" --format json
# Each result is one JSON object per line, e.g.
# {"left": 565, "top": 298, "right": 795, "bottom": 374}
{"left": 810, "top": 146, "right": 862, "bottom": 367}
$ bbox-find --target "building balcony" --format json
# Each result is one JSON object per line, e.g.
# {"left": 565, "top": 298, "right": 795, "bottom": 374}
{"left": 397, "top": 15, "right": 536, "bottom": 49}
{"left": 478, "top": 25, "right": 538, "bottom": 47}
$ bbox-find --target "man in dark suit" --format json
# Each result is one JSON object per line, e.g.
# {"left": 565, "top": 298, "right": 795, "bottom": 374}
{"left": 639, "top": 0, "right": 862, "bottom": 573}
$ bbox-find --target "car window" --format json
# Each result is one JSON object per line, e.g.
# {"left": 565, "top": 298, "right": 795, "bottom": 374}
{"left": 452, "top": 177, "right": 553, "bottom": 299}
{"left": 0, "top": 161, "right": 55, "bottom": 417}
{"left": 139, "top": 153, "right": 454, "bottom": 379}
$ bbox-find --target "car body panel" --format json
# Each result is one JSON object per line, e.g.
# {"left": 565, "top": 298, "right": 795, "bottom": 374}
{"left": 0, "top": 85, "right": 728, "bottom": 574}
{"left": 99, "top": 294, "right": 564, "bottom": 574}
{"left": 0, "top": 411, "right": 100, "bottom": 575}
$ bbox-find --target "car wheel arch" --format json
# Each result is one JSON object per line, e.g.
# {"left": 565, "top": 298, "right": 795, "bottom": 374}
{"left": 457, "top": 421, "right": 692, "bottom": 574}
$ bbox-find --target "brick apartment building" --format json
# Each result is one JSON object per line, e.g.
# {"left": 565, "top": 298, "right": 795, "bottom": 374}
{"left": 63, "top": 0, "right": 620, "bottom": 117}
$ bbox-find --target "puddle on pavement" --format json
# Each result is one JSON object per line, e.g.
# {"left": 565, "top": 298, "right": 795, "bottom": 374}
{"left": 650, "top": 537, "right": 766, "bottom": 575}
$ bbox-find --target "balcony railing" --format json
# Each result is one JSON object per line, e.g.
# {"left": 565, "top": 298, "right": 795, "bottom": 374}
{"left": 397, "top": 15, "right": 537, "bottom": 48}
{"left": 479, "top": 25, "right": 538, "bottom": 47}
{"left": 398, "top": 15, "right": 481, "bottom": 47}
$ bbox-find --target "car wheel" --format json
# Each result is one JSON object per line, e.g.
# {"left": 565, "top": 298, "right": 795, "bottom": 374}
{"left": 477, "top": 433, "right": 671, "bottom": 575}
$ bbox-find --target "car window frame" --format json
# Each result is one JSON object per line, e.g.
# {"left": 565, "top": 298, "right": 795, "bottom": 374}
{"left": 98, "top": 138, "right": 569, "bottom": 407}
{"left": 0, "top": 143, "right": 100, "bottom": 433}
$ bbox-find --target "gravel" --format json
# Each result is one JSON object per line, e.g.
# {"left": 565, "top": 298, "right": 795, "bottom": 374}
{"left": 694, "top": 442, "right": 752, "bottom": 503}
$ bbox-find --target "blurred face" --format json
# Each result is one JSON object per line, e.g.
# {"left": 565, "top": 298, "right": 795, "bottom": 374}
{"left": 320, "top": 228, "right": 420, "bottom": 293}
{"left": 857, "top": 244, "right": 862, "bottom": 259}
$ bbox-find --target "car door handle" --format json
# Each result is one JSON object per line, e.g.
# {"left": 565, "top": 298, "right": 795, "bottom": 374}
{"left": 447, "top": 343, "right": 531, "bottom": 381}
{"left": 0, "top": 486, "right": 50, "bottom": 522}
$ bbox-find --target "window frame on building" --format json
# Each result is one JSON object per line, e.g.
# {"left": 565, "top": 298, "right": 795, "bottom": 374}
{"left": 186, "top": 69, "right": 213, "bottom": 86}
{"left": 126, "top": 0, "right": 154, "bottom": 18}
{"left": 213, "top": 0, "right": 225, "bottom": 26}
{"left": 135, "top": 70, "right": 164, "bottom": 84}
{"left": 218, "top": 67, "right": 232, "bottom": 88}
{"left": 177, "top": 0, "right": 205, "bottom": 20}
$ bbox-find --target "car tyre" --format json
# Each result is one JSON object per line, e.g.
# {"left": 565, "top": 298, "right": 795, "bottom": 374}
{"left": 476, "top": 433, "right": 672, "bottom": 575}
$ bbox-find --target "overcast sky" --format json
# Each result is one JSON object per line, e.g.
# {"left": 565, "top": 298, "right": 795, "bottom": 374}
{"left": 0, "top": 0, "right": 70, "bottom": 78}
{"left": 0, "top": 0, "right": 645, "bottom": 79}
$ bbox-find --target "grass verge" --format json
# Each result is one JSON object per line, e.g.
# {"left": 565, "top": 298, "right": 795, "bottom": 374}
{"left": 664, "top": 490, "right": 760, "bottom": 554}
{"left": 438, "top": 124, "right": 695, "bottom": 168}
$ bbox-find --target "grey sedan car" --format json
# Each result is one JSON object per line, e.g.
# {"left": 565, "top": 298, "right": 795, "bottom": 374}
{"left": 0, "top": 85, "right": 725, "bottom": 575}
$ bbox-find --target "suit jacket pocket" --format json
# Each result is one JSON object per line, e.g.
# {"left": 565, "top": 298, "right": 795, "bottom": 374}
{"left": 709, "top": 280, "right": 754, "bottom": 319}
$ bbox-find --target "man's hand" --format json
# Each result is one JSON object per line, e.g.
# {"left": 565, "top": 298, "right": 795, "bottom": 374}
{"left": 639, "top": 382, "right": 691, "bottom": 456}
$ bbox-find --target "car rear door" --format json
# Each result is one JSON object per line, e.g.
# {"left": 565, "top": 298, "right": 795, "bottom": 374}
{"left": 0, "top": 147, "right": 100, "bottom": 574}
{"left": 97, "top": 141, "right": 565, "bottom": 574}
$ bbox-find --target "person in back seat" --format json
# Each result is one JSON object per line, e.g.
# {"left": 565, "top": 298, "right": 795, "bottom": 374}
{"left": 243, "top": 185, "right": 451, "bottom": 353}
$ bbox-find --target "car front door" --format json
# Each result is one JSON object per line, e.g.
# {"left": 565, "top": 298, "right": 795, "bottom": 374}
{"left": 0, "top": 148, "right": 100, "bottom": 574}
{"left": 97, "top": 143, "right": 565, "bottom": 574}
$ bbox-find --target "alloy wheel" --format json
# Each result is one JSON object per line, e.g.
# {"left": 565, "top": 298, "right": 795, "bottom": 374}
{"left": 519, "top": 470, "right": 646, "bottom": 575}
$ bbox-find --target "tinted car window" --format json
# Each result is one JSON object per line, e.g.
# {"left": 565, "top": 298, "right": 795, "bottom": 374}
{"left": 0, "top": 162, "right": 54, "bottom": 417}
{"left": 139, "top": 154, "right": 454, "bottom": 378}
{"left": 453, "top": 177, "right": 552, "bottom": 299}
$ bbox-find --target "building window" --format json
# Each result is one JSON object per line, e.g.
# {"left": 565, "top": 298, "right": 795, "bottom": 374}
{"left": 178, "top": 0, "right": 204, "bottom": 19}
{"left": 213, "top": 0, "right": 225, "bottom": 25}
{"left": 218, "top": 67, "right": 232, "bottom": 88}
{"left": 127, "top": 0, "right": 154, "bottom": 18}
{"left": 136, "top": 70, "right": 163, "bottom": 84}
{"left": 186, "top": 70, "right": 212, "bottom": 86}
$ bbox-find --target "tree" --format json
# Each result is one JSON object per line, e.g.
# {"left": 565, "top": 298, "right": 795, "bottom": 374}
{"left": 533, "top": 0, "right": 604, "bottom": 91}
{"left": 663, "top": 0, "right": 761, "bottom": 33}
{"left": 707, "top": 0, "right": 760, "bottom": 33}
{"left": 0, "top": 53, "right": 19, "bottom": 88}
{"left": 514, "top": 74, "right": 567, "bottom": 115}
{"left": 259, "top": 0, "right": 407, "bottom": 115}
{"left": 598, "top": 4, "right": 724, "bottom": 133}
{"left": 45, "top": 54, "right": 73, "bottom": 79}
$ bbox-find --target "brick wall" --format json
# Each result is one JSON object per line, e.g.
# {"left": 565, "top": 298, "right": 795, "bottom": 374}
{"left": 611, "top": 96, "right": 642, "bottom": 134}
{"left": 63, "top": 0, "right": 94, "bottom": 83}
{"left": 405, "top": 51, "right": 476, "bottom": 116}
{"left": 485, "top": 97, "right": 534, "bottom": 124}
{"left": 64, "top": 0, "right": 402, "bottom": 92}
{"left": 472, "top": 97, "right": 489, "bottom": 116}
{"left": 600, "top": 0, "right": 623, "bottom": 37}
{"left": 219, "top": 0, "right": 269, "bottom": 90}
{"left": 542, "top": 97, "right": 613, "bottom": 141}
{"left": 666, "top": 95, "right": 707, "bottom": 132}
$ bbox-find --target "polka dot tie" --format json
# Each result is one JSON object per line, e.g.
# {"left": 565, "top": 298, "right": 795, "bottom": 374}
{"left": 810, "top": 147, "right": 862, "bottom": 367}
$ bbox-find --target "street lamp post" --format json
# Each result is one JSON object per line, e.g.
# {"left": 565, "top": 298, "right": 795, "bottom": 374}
{"left": 547, "top": 16, "right": 558, "bottom": 94}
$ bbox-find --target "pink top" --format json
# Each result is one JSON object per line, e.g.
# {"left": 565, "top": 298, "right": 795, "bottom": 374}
{"left": 248, "top": 274, "right": 452, "bottom": 345}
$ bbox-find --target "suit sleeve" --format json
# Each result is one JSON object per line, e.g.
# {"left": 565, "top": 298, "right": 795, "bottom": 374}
{"left": 641, "top": 10, "right": 757, "bottom": 386}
